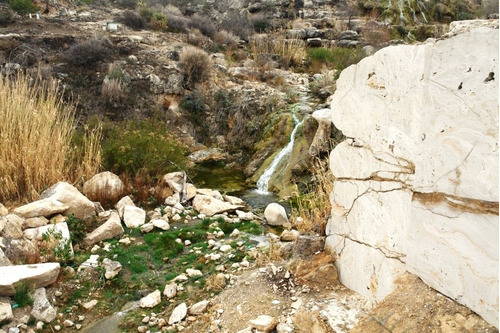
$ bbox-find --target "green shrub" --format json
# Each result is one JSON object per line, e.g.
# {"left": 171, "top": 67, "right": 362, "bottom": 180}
{"left": 13, "top": 282, "right": 33, "bottom": 307}
{"left": 8, "top": 0, "right": 37, "bottom": 14}
{"left": 307, "top": 47, "right": 366, "bottom": 73}
{"left": 151, "top": 12, "right": 167, "bottom": 30}
{"left": 101, "top": 119, "right": 188, "bottom": 177}
{"left": 65, "top": 214, "right": 87, "bottom": 244}
{"left": 180, "top": 91, "right": 206, "bottom": 126}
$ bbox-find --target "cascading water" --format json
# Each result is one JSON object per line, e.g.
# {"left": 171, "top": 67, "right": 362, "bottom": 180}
{"left": 255, "top": 114, "right": 304, "bottom": 194}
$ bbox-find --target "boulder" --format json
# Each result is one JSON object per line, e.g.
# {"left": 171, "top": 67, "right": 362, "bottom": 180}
{"left": 102, "top": 258, "right": 122, "bottom": 279}
{"left": 122, "top": 205, "right": 146, "bottom": 228}
{"left": 83, "top": 212, "right": 124, "bottom": 247}
{"left": 339, "top": 30, "right": 358, "bottom": 40}
{"left": 188, "top": 300, "right": 210, "bottom": 315}
{"left": 40, "top": 182, "right": 95, "bottom": 220}
{"left": 192, "top": 195, "right": 243, "bottom": 217}
{"left": 31, "top": 288, "right": 57, "bottom": 323}
{"left": 249, "top": 315, "right": 277, "bottom": 333}
{"left": 188, "top": 148, "right": 226, "bottom": 163}
{"left": 325, "top": 21, "right": 499, "bottom": 327}
{"left": 151, "top": 219, "right": 170, "bottom": 231}
{"left": 307, "top": 38, "right": 322, "bottom": 47}
{"left": 0, "top": 263, "right": 60, "bottom": 296}
{"left": 264, "top": 203, "right": 289, "bottom": 226}
{"left": 236, "top": 210, "right": 254, "bottom": 221}
{"left": 155, "top": 172, "right": 186, "bottom": 203}
{"left": 185, "top": 183, "right": 197, "bottom": 201}
{"left": 0, "top": 298, "right": 12, "bottom": 322}
{"left": 13, "top": 199, "right": 69, "bottom": 219}
{"left": 139, "top": 290, "right": 161, "bottom": 308}
{"left": 168, "top": 302, "right": 187, "bottom": 324}
{"left": 115, "top": 196, "right": 135, "bottom": 219}
{"left": 225, "top": 195, "right": 245, "bottom": 206}
{"left": 1, "top": 214, "right": 24, "bottom": 239}
{"left": 83, "top": 172, "right": 125, "bottom": 204}
{"left": 196, "top": 189, "right": 224, "bottom": 201}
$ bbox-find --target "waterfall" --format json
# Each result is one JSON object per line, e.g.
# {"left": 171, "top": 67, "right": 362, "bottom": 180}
{"left": 255, "top": 114, "right": 304, "bottom": 194}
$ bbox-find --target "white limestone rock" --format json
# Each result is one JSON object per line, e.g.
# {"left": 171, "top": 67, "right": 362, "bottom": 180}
{"left": 83, "top": 171, "right": 125, "bottom": 204}
{"left": 264, "top": 203, "right": 289, "bottom": 226}
{"left": 192, "top": 195, "right": 243, "bottom": 217}
{"left": 163, "top": 282, "right": 177, "bottom": 299}
{"left": 0, "top": 263, "right": 60, "bottom": 296}
{"left": 188, "top": 300, "right": 210, "bottom": 315}
{"left": 249, "top": 315, "right": 277, "bottom": 333}
{"left": 0, "top": 298, "right": 12, "bottom": 322}
{"left": 40, "top": 182, "right": 96, "bottom": 220}
{"left": 123, "top": 205, "right": 146, "bottom": 228}
{"left": 168, "top": 302, "right": 187, "bottom": 324}
{"left": 326, "top": 22, "right": 499, "bottom": 327}
{"left": 13, "top": 199, "right": 69, "bottom": 219}
{"left": 1, "top": 214, "right": 24, "bottom": 239}
{"left": 115, "top": 196, "right": 135, "bottom": 219}
{"left": 139, "top": 290, "right": 161, "bottom": 308}
{"left": 31, "top": 288, "right": 57, "bottom": 323}
{"left": 102, "top": 258, "right": 122, "bottom": 279}
{"left": 156, "top": 172, "right": 186, "bottom": 202}
{"left": 151, "top": 219, "right": 170, "bottom": 231}
{"left": 83, "top": 211, "right": 124, "bottom": 247}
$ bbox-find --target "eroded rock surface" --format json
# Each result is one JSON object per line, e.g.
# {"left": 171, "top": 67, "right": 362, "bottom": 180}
{"left": 325, "top": 21, "right": 499, "bottom": 327}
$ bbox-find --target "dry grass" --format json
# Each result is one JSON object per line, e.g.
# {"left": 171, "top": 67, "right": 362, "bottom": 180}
{"left": 291, "top": 157, "right": 334, "bottom": 234}
{"left": 0, "top": 74, "right": 101, "bottom": 203}
{"left": 179, "top": 45, "right": 212, "bottom": 87}
{"left": 101, "top": 77, "right": 125, "bottom": 104}
{"left": 249, "top": 33, "right": 306, "bottom": 68}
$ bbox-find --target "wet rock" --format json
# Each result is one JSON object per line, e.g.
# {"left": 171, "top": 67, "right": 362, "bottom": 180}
{"left": 264, "top": 203, "right": 289, "bottom": 227}
{"left": 83, "top": 212, "right": 124, "bottom": 247}
{"left": 40, "top": 182, "right": 95, "bottom": 220}
{"left": 31, "top": 288, "right": 57, "bottom": 323}
{"left": 168, "top": 302, "right": 187, "bottom": 324}
{"left": 0, "top": 263, "right": 60, "bottom": 296}
{"left": 13, "top": 199, "right": 68, "bottom": 219}
{"left": 139, "top": 290, "right": 161, "bottom": 308}
{"left": 102, "top": 258, "right": 122, "bottom": 279}
{"left": 249, "top": 315, "right": 277, "bottom": 332}
{"left": 83, "top": 171, "right": 125, "bottom": 204}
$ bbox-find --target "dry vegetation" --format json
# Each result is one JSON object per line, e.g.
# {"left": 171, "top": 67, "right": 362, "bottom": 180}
{"left": 0, "top": 74, "right": 101, "bottom": 203}
{"left": 249, "top": 33, "right": 306, "bottom": 68}
{"left": 291, "top": 157, "right": 334, "bottom": 234}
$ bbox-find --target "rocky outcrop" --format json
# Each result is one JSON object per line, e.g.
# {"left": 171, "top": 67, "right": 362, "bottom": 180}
{"left": 325, "top": 20, "right": 498, "bottom": 326}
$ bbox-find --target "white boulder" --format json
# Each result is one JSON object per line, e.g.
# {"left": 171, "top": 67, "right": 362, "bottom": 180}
{"left": 123, "top": 205, "right": 146, "bottom": 228}
{"left": 40, "top": 182, "right": 95, "bottom": 220}
{"left": 83, "top": 171, "right": 125, "bottom": 204}
{"left": 139, "top": 290, "right": 161, "bottom": 308}
{"left": 83, "top": 211, "right": 124, "bottom": 247}
{"left": 264, "top": 203, "right": 289, "bottom": 226}
{"left": 168, "top": 302, "right": 187, "bottom": 324}
{"left": 193, "top": 195, "right": 243, "bottom": 217}
{"left": 13, "top": 199, "right": 69, "bottom": 219}
{"left": 31, "top": 288, "right": 57, "bottom": 323}
{"left": 0, "top": 263, "right": 60, "bottom": 296}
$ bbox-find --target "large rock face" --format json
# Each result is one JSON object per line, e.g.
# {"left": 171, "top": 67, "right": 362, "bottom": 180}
{"left": 325, "top": 20, "right": 499, "bottom": 327}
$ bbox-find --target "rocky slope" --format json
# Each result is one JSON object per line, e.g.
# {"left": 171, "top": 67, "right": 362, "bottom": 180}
{"left": 325, "top": 19, "right": 499, "bottom": 327}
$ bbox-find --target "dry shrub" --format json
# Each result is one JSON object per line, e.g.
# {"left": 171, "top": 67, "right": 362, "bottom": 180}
{"left": 291, "top": 157, "right": 333, "bottom": 234}
{"left": 188, "top": 14, "right": 216, "bottom": 39}
{"left": 214, "top": 30, "right": 240, "bottom": 47}
{"left": 249, "top": 33, "right": 306, "bottom": 68}
{"left": 363, "top": 21, "right": 391, "bottom": 49}
{"left": 162, "top": 97, "right": 172, "bottom": 110}
{"left": 101, "top": 77, "right": 125, "bottom": 104}
{"left": 187, "top": 28, "right": 205, "bottom": 47}
{"left": 179, "top": 45, "right": 212, "bottom": 87}
{"left": 117, "top": 10, "right": 146, "bottom": 30}
{"left": 0, "top": 74, "right": 101, "bottom": 203}
{"left": 64, "top": 37, "right": 114, "bottom": 68}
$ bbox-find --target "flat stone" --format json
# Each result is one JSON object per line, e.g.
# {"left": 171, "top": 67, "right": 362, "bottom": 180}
{"left": 188, "top": 300, "right": 210, "bottom": 315}
{"left": 83, "top": 212, "right": 124, "bottom": 247}
{"left": 13, "top": 199, "right": 69, "bottom": 219}
{"left": 193, "top": 195, "right": 243, "bottom": 217}
{"left": 151, "top": 219, "right": 170, "bottom": 231}
{"left": 163, "top": 282, "right": 177, "bottom": 299}
{"left": 0, "top": 298, "right": 13, "bottom": 322}
{"left": 0, "top": 263, "right": 60, "bottom": 296}
{"left": 40, "top": 182, "right": 95, "bottom": 220}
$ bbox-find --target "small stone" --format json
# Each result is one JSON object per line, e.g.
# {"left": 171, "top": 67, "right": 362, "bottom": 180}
{"left": 75, "top": 324, "right": 82, "bottom": 330}
{"left": 229, "top": 229, "right": 240, "bottom": 238}
{"left": 78, "top": 315, "right": 85, "bottom": 322}
{"left": 36, "top": 321, "right": 44, "bottom": 330}
{"left": 102, "top": 258, "right": 122, "bottom": 279}
{"left": 188, "top": 300, "right": 210, "bottom": 315}
{"left": 140, "top": 223, "right": 154, "bottom": 233}
{"left": 142, "top": 316, "right": 150, "bottom": 323}
{"left": 163, "top": 282, "right": 177, "bottom": 299}
{"left": 168, "top": 303, "right": 187, "bottom": 324}
{"left": 54, "top": 325, "right": 61, "bottom": 331}
{"left": 137, "top": 326, "right": 148, "bottom": 333}
{"left": 186, "top": 268, "right": 202, "bottom": 277}
{"left": 219, "top": 245, "right": 232, "bottom": 253}
{"left": 63, "top": 319, "right": 74, "bottom": 327}
{"left": 249, "top": 315, "right": 277, "bottom": 332}
{"left": 82, "top": 299, "right": 98, "bottom": 310}
{"left": 184, "top": 240, "right": 191, "bottom": 246}
{"left": 139, "top": 290, "right": 161, "bottom": 308}
{"left": 118, "top": 237, "right": 131, "bottom": 245}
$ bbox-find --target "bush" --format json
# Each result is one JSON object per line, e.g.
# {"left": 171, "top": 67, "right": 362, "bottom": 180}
{"left": 117, "top": 10, "right": 146, "bottom": 30}
{"left": 220, "top": 11, "right": 254, "bottom": 40}
{"left": 64, "top": 38, "right": 114, "bottom": 68}
{"left": 251, "top": 13, "right": 272, "bottom": 33}
{"left": 0, "top": 6, "right": 15, "bottom": 26}
{"left": 179, "top": 45, "right": 212, "bottom": 87}
{"left": 101, "top": 119, "right": 188, "bottom": 177}
{"left": 214, "top": 30, "right": 240, "bottom": 47}
{"left": 101, "top": 77, "right": 125, "bottom": 104}
{"left": 180, "top": 90, "right": 206, "bottom": 126}
{"left": 151, "top": 12, "right": 167, "bottom": 30}
{"left": 188, "top": 14, "right": 216, "bottom": 39}
{"left": 187, "top": 28, "right": 205, "bottom": 47}
{"left": 117, "top": 0, "right": 137, "bottom": 9}
{"left": 307, "top": 46, "right": 366, "bottom": 73}
{"left": 165, "top": 13, "right": 189, "bottom": 32}
{"left": 0, "top": 74, "right": 101, "bottom": 202}
{"left": 8, "top": 0, "right": 37, "bottom": 14}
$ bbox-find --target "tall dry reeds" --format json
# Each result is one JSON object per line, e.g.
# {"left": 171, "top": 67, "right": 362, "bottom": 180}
{"left": 0, "top": 74, "right": 101, "bottom": 203}
{"left": 249, "top": 33, "right": 306, "bottom": 68}
{"left": 291, "top": 157, "right": 334, "bottom": 234}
